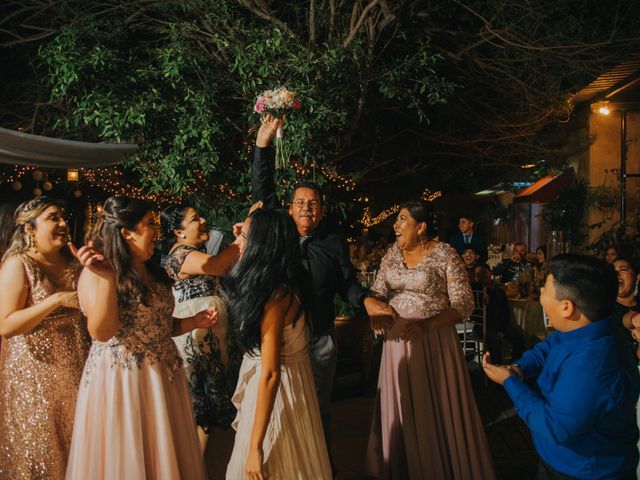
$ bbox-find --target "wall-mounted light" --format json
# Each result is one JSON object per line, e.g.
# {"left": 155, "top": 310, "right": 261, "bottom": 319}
{"left": 591, "top": 100, "right": 610, "bottom": 115}
{"left": 67, "top": 168, "right": 79, "bottom": 182}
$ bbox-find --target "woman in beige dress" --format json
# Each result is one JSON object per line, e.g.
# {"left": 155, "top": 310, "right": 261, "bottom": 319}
{"left": 365, "top": 201, "right": 495, "bottom": 479}
{"left": 0, "top": 196, "right": 90, "bottom": 479}
{"left": 225, "top": 209, "right": 331, "bottom": 479}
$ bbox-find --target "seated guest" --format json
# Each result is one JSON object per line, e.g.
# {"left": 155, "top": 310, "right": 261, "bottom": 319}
{"left": 461, "top": 246, "right": 480, "bottom": 283}
{"left": 532, "top": 245, "right": 547, "bottom": 289}
{"left": 483, "top": 254, "right": 640, "bottom": 480}
{"left": 475, "top": 265, "right": 526, "bottom": 364}
{"left": 449, "top": 215, "right": 488, "bottom": 263}
{"left": 493, "top": 241, "right": 530, "bottom": 283}
{"left": 604, "top": 244, "right": 621, "bottom": 264}
{"left": 612, "top": 257, "right": 640, "bottom": 363}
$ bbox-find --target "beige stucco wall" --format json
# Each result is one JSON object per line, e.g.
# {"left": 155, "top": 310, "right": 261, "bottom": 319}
{"left": 586, "top": 109, "right": 640, "bottom": 243}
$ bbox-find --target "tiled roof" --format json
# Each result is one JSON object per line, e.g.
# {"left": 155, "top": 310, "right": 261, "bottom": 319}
{"left": 572, "top": 53, "right": 640, "bottom": 104}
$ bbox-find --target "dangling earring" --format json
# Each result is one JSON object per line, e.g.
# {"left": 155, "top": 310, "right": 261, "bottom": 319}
{"left": 419, "top": 236, "right": 426, "bottom": 250}
{"left": 28, "top": 230, "right": 38, "bottom": 253}
{"left": 634, "top": 282, "right": 639, "bottom": 298}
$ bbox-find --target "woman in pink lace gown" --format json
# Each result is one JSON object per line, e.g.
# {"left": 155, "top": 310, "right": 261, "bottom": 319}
{"left": 365, "top": 201, "right": 495, "bottom": 479}
{"left": 65, "top": 197, "right": 218, "bottom": 480}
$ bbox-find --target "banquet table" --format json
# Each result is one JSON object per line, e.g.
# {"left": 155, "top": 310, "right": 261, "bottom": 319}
{"left": 508, "top": 297, "right": 548, "bottom": 341}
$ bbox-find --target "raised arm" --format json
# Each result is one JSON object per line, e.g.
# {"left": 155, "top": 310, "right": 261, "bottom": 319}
{"left": 0, "top": 256, "right": 78, "bottom": 338}
{"left": 244, "top": 293, "right": 290, "bottom": 478}
{"left": 252, "top": 117, "right": 280, "bottom": 209}
{"left": 178, "top": 243, "right": 241, "bottom": 277}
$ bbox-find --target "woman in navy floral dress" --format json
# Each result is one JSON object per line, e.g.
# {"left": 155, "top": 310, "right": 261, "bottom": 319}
{"left": 160, "top": 204, "right": 243, "bottom": 450}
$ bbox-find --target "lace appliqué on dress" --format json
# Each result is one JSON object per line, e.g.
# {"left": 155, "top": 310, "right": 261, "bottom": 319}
{"left": 84, "top": 284, "right": 182, "bottom": 384}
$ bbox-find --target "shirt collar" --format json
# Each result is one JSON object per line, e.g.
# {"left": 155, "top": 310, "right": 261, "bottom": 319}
{"left": 551, "top": 316, "right": 613, "bottom": 346}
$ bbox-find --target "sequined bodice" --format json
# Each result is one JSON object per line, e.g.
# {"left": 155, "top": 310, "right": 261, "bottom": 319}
{"left": 85, "top": 282, "right": 182, "bottom": 380}
{"left": 372, "top": 243, "right": 473, "bottom": 321}
{"left": 0, "top": 255, "right": 90, "bottom": 480}
{"left": 10, "top": 255, "right": 90, "bottom": 367}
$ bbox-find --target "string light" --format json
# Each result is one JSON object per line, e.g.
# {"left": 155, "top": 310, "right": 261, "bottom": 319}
{"left": 360, "top": 205, "right": 400, "bottom": 228}
{"left": 421, "top": 188, "right": 442, "bottom": 202}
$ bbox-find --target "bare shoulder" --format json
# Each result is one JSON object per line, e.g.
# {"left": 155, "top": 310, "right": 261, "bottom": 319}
{"left": 0, "top": 255, "right": 26, "bottom": 281}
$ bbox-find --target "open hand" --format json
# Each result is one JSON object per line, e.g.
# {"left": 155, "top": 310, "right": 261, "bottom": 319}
{"left": 370, "top": 315, "right": 393, "bottom": 335}
{"left": 245, "top": 446, "right": 265, "bottom": 480}
{"left": 482, "top": 352, "right": 513, "bottom": 385}
{"left": 193, "top": 307, "right": 218, "bottom": 329}
{"left": 68, "top": 241, "right": 113, "bottom": 278}
{"left": 256, "top": 114, "right": 284, "bottom": 148}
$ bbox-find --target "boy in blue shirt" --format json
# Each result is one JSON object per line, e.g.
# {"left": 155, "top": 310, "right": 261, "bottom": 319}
{"left": 483, "top": 254, "right": 640, "bottom": 479}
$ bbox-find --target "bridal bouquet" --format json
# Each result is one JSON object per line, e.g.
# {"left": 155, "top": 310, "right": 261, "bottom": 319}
{"left": 254, "top": 87, "right": 302, "bottom": 169}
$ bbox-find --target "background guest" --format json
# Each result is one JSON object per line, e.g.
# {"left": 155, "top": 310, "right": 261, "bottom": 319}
{"left": 605, "top": 244, "right": 621, "bottom": 264}
{"left": 0, "top": 196, "right": 90, "bottom": 479}
{"left": 493, "top": 241, "right": 531, "bottom": 284}
{"left": 449, "top": 214, "right": 488, "bottom": 263}
{"left": 475, "top": 265, "right": 526, "bottom": 364}
{"left": 461, "top": 246, "right": 481, "bottom": 284}
{"left": 612, "top": 257, "right": 640, "bottom": 364}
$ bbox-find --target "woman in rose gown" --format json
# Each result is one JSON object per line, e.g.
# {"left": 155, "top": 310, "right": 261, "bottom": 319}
{"left": 365, "top": 201, "right": 496, "bottom": 479}
{"left": 65, "top": 197, "right": 218, "bottom": 480}
{"left": 225, "top": 209, "right": 331, "bottom": 479}
{"left": 160, "top": 204, "right": 242, "bottom": 449}
{"left": 0, "top": 196, "right": 90, "bottom": 479}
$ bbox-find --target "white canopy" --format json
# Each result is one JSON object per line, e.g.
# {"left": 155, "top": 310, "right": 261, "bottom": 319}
{"left": 0, "top": 127, "right": 138, "bottom": 168}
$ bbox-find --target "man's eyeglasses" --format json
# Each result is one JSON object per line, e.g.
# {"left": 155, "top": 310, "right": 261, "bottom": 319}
{"left": 292, "top": 199, "right": 321, "bottom": 209}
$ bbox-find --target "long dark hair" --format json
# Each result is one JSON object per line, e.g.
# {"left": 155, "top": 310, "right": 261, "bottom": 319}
{"left": 86, "top": 197, "right": 167, "bottom": 311}
{"left": 223, "top": 209, "right": 309, "bottom": 353}
{"left": 159, "top": 203, "right": 190, "bottom": 255}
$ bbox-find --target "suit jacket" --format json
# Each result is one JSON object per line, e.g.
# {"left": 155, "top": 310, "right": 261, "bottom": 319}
{"left": 449, "top": 232, "right": 488, "bottom": 262}
{"left": 252, "top": 146, "right": 367, "bottom": 335}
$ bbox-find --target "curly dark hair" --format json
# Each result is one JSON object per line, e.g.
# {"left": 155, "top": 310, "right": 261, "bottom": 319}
{"left": 158, "top": 203, "right": 191, "bottom": 255}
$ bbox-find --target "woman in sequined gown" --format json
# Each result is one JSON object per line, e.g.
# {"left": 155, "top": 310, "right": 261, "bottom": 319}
{"left": 225, "top": 209, "right": 331, "bottom": 479}
{"left": 65, "top": 197, "right": 218, "bottom": 480}
{"left": 160, "top": 204, "right": 242, "bottom": 448}
{"left": 0, "top": 197, "right": 90, "bottom": 480}
{"left": 365, "top": 201, "right": 496, "bottom": 479}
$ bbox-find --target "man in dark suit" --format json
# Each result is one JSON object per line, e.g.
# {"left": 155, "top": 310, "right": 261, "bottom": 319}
{"left": 449, "top": 215, "right": 488, "bottom": 263}
{"left": 252, "top": 117, "right": 394, "bottom": 475}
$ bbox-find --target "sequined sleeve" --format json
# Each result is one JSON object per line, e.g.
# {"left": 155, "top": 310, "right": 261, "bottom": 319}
{"left": 371, "top": 248, "right": 391, "bottom": 300}
{"left": 444, "top": 245, "right": 474, "bottom": 321}
{"left": 162, "top": 245, "right": 197, "bottom": 283}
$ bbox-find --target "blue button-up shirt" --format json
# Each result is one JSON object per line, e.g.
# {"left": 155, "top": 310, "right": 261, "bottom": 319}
{"left": 504, "top": 317, "right": 640, "bottom": 479}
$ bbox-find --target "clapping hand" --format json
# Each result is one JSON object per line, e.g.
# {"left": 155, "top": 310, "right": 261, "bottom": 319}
{"left": 482, "top": 352, "right": 515, "bottom": 385}
{"left": 193, "top": 307, "right": 218, "bottom": 329}
{"left": 68, "top": 241, "right": 113, "bottom": 278}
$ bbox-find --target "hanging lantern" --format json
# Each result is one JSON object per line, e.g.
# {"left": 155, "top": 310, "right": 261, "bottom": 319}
{"left": 67, "top": 169, "right": 79, "bottom": 182}
{"left": 12, "top": 180, "right": 22, "bottom": 190}
{"left": 32, "top": 170, "right": 44, "bottom": 181}
{"left": 33, "top": 187, "right": 42, "bottom": 196}
{"left": 73, "top": 189, "right": 82, "bottom": 198}
{"left": 43, "top": 181, "right": 53, "bottom": 191}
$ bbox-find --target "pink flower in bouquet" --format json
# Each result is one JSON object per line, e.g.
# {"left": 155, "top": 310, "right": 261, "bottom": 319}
{"left": 254, "top": 97, "right": 265, "bottom": 114}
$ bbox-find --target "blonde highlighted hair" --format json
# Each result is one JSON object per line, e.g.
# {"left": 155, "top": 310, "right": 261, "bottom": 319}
{"left": 2, "top": 196, "right": 65, "bottom": 261}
